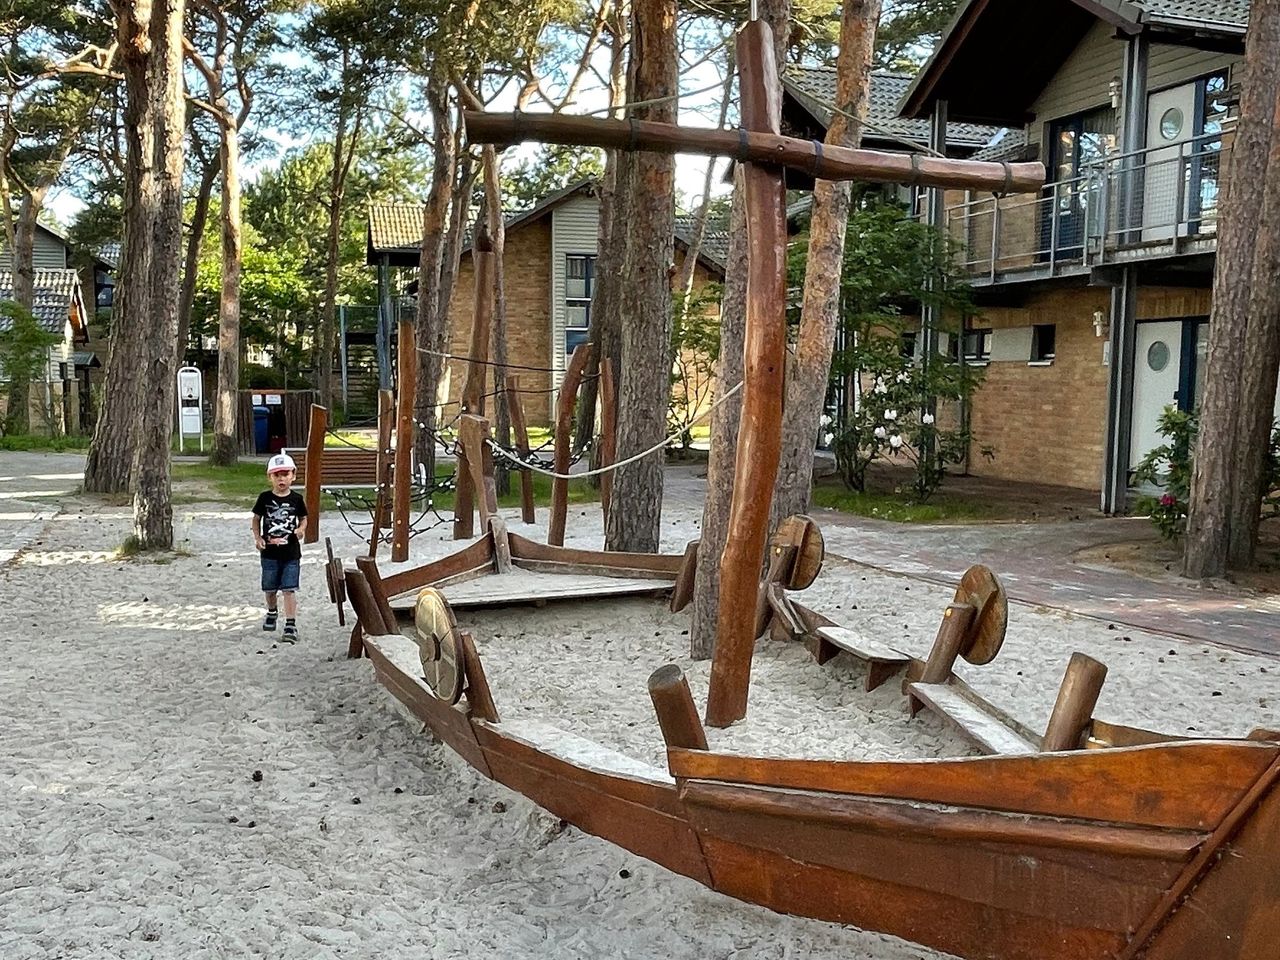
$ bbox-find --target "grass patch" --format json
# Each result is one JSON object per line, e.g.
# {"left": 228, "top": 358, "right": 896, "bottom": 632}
{"left": 810, "top": 482, "right": 996, "bottom": 524}
{"left": 0, "top": 433, "right": 92, "bottom": 452}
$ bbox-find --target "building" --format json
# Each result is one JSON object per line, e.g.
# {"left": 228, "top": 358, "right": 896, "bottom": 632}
{"left": 0, "top": 267, "right": 90, "bottom": 433}
{"left": 366, "top": 180, "right": 728, "bottom": 424}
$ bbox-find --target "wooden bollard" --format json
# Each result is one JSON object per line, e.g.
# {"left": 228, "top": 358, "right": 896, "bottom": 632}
{"left": 391, "top": 318, "right": 415, "bottom": 563}
{"left": 505, "top": 376, "right": 535, "bottom": 524}
{"left": 345, "top": 568, "right": 396, "bottom": 636}
{"left": 909, "top": 603, "right": 976, "bottom": 718}
{"left": 303, "top": 404, "right": 327, "bottom": 544}
{"left": 670, "top": 539, "right": 699, "bottom": 614}
{"left": 355, "top": 556, "right": 397, "bottom": 634}
{"left": 460, "top": 632, "right": 500, "bottom": 723}
{"left": 648, "top": 665, "right": 708, "bottom": 751}
{"left": 1041, "top": 652, "right": 1108, "bottom": 752}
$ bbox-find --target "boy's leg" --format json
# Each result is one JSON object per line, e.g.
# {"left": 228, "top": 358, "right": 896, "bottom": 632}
{"left": 280, "top": 559, "right": 300, "bottom": 641}
{"left": 261, "top": 558, "right": 280, "bottom": 630}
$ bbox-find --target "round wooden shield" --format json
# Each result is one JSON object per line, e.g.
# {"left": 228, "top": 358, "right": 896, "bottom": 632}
{"left": 771, "top": 515, "right": 825, "bottom": 591}
{"left": 953, "top": 564, "right": 1008, "bottom": 666}
{"left": 415, "top": 588, "right": 464, "bottom": 704}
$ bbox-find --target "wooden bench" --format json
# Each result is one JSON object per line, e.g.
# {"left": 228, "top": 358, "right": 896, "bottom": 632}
{"left": 814, "top": 625, "right": 912, "bottom": 693}
{"left": 284, "top": 446, "right": 380, "bottom": 487}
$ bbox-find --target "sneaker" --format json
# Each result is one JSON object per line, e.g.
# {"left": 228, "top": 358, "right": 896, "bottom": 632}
{"left": 282, "top": 621, "right": 298, "bottom": 643}
{"left": 263, "top": 609, "right": 278, "bottom": 632}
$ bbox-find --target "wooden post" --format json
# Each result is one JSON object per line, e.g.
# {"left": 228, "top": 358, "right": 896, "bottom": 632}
{"left": 303, "top": 404, "right": 326, "bottom": 544}
{"left": 908, "top": 602, "right": 976, "bottom": 718}
{"left": 454, "top": 227, "right": 495, "bottom": 541}
{"left": 375, "top": 387, "right": 394, "bottom": 526}
{"left": 460, "top": 631, "right": 500, "bottom": 723}
{"left": 753, "top": 544, "right": 798, "bottom": 639}
{"left": 1041, "top": 653, "right": 1108, "bottom": 752}
{"left": 705, "top": 20, "right": 788, "bottom": 728}
{"left": 549, "top": 342, "right": 591, "bottom": 546}
{"left": 355, "top": 556, "right": 397, "bottom": 633}
{"left": 669, "top": 539, "right": 699, "bottom": 613}
{"left": 598, "top": 358, "right": 617, "bottom": 520}
{"left": 392, "top": 319, "right": 415, "bottom": 563}
{"left": 648, "top": 665, "right": 708, "bottom": 751}
{"left": 345, "top": 568, "right": 396, "bottom": 636}
{"left": 458, "top": 414, "right": 498, "bottom": 531}
{"left": 506, "top": 375, "right": 535, "bottom": 523}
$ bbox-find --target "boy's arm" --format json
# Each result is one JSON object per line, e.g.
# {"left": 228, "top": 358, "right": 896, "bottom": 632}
{"left": 251, "top": 514, "right": 264, "bottom": 550}
{"left": 294, "top": 515, "right": 307, "bottom": 540}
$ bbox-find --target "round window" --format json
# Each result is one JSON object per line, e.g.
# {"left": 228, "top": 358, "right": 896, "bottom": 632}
{"left": 1147, "top": 340, "right": 1170, "bottom": 372}
{"left": 1160, "top": 107, "right": 1184, "bottom": 141}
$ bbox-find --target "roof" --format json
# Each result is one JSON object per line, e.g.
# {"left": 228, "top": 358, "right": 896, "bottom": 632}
{"left": 783, "top": 68, "right": 1001, "bottom": 151}
{"left": 968, "top": 128, "right": 1030, "bottom": 162}
{"left": 95, "top": 242, "right": 122, "bottom": 270}
{"left": 674, "top": 215, "right": 729, "bottom": 275}
{"left": 366, "top": 204, "right": 425, "bottom": 263}
{"left": 900, "top": 0, "right": 1248, "bottom": 125}
{"left": 0, "top": 268, "right": 87, "bottom": 340}
{"left": 72, "top": 350, "right": 101, "bottom": 367}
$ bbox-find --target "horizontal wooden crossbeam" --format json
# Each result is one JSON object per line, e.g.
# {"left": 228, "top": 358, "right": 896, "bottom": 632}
{"left": 464, "top": 111, "right": 1045, "bottom": 194}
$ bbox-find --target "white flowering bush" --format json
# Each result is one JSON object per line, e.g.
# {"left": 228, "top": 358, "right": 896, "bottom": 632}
{"left": 791, "top": 200, "right": 989, "bottom": 501}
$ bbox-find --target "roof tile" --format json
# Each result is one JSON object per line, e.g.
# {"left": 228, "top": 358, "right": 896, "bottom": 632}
{"left": 0, "top": 268, "right": 83, "bottom": 336}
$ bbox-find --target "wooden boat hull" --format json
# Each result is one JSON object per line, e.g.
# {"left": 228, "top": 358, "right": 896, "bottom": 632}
{"left": 362, "top": 631, "right": 1280, "bottom": 960}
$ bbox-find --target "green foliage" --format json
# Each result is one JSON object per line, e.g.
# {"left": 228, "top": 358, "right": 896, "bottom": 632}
{"left": 0, "top": 301, "right": 59, "bottom": 435}
{"left": 876, "top": 0, "right": 965, "bottom": 70}
{"left": 1132, "top": 408, "right": 1280, "bottom": 541}
{"left": 669, "top": 283, "right": 723, "bottom": 447}
{"left": 790, "top": 199, "right": 985, "bottom": 501}
{"left": 501, "top": 145, "right": 604, "bottom": 210}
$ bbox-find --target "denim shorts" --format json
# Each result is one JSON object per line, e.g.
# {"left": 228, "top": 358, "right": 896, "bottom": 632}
{"left": 261, "top": 557, "right": 301, "bottom": 593}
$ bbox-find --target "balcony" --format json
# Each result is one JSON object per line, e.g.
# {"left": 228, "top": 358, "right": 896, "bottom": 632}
{"left": 944, "top": 131, "right": 1230, "bottom": 286}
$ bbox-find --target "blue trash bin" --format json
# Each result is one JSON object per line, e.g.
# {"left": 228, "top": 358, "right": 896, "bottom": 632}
{"left": 252, "top": 406, "right": 270, "bottom": 454}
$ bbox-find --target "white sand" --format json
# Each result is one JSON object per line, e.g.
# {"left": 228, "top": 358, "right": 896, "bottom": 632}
{"left": 2, "top": 491, "right": 1278, "bottom": 960}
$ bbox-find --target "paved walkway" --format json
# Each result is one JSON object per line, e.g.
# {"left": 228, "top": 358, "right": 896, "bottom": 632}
{"left": 0, "top": 452, "right": 81, "bottom": 564}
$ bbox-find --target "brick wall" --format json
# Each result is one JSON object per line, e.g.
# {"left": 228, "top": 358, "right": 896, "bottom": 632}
{"left": 443, "top": 220, "right": 554, "bottom": 426}
{"left": 959, "top": 283, "right": 1212, "bottom": 491}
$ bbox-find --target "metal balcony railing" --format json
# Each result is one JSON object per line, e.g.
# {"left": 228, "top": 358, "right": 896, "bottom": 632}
{"left": 941, "top": 129, "right": 1231, "bottom": 283}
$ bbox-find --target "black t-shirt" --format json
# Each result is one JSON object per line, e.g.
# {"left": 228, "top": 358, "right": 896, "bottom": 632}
{"left": 253, "top": 490, "right": 308, "bottom": 561}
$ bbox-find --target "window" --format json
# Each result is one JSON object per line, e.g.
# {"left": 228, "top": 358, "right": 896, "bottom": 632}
{"left": 953, "top": 327, "right": 992, "bottom": 362}
{"left": 1031, "top": 324, "right": 1056, "bottom": 362}
{"left": 1190, "top": 71, "right": 1229, "bottom": 226}
{"left": 565, "top": 254, "right": 594, "bottom": 352}
{"left": 899, "top": 331, "right": 918, "bottom": 360}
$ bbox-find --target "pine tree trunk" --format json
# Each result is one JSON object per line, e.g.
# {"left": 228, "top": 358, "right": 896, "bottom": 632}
{"left": 481, "top": 147, "right": 513, "bottom": 496}
{"left": 210, "top": 124, "right": 243, "bottom": 466}
{"left": 689, "top": 182, "right": 748, "bottom": 658}
{"left": 1184, "top": 6, "right": 1280, "bottom": 578}
{"left": 176, "top": 156, "right": 218, "bottom": 363}
{"left": 318, "top": 87, "right": 359, "bottom": 414}
{"left": 413, "top": 76, "right": 454, "bottom": 475}
{"left": 772, "top": 0, "right": 880, "bottom": 525}
{"left": 689, "top": 0, "right": 790, "bottom": 658}
{"left": 132, "top": 0, "right": 187, "bottom": 549}
{"left": 6, "top": 195, "right": 40, "bottom": 433}
{"left": 603, "top": 0, "right": 676, "bottom": 554}
{"left": 1226, "top": 5, "right": 1280, "bottom": 568}
{"left": 574, "top": 13, "right": 628, "bottom": 455}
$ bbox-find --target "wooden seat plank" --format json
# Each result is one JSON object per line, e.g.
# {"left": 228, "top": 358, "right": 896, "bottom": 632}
{"left": 388, "top": 571, "right": 675, "bottom": 611}
{"left": 908, "top": 682, "right": 1040, "bottom": 756}
{"left": 812, "top": 624, "right": 910, "bottom": 691}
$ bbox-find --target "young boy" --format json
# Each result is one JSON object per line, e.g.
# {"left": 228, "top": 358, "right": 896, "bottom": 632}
{"left": 252, "top": 453, "right": 308, "bottom": 642}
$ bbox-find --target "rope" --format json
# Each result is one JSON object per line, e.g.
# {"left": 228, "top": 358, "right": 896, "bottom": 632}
{"left": 486, "top": 380, "right": 743, "bottom": 479}
{"left": 417, "top": 346, "right": 598, "bottom": 378}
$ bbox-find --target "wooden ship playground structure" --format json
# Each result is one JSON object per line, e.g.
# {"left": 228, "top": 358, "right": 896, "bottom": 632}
{"left": 298, "top": 17, "right": 1280, "bottom": 960}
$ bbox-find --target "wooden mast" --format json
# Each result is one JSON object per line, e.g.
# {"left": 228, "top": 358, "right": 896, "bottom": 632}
{"left": 455, "top": 225, "right": 495, "bottom": 540}
{"left": 703, "top": 19, "right": 787, "bottom": 727}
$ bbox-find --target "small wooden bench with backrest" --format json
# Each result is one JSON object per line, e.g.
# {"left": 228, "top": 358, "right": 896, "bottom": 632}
{"left": 284, "top": 446, "right": 381, "bottom": 488}
{"left": 904, "top": 564, "right": 1110, "bottom": 756}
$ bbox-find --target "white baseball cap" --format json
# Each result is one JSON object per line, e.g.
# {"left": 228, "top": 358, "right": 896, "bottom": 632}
{"left": 266, "top": 453, "right": 296, "bottom": 474}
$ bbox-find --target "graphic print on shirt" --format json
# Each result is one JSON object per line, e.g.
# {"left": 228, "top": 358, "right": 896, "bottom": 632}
{"left": 264, "top": 501, "right": 297, "bottom": 541}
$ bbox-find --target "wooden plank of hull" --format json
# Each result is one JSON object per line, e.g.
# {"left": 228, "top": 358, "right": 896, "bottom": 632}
{"left": 696, "top": 833, "right": 1127, "bottom": 960}
{"left": 363, "top": 634, "right": 491, "bottom": 777}
{"left": 381, "top": 533, "right": 496, "bottom": 599}
{"left": 681, "top": 781, "right": 1189, "bottom": 935}
{"left": 434, "top": 576, "right": 673, "bottom": 609}
{"left": 472, "top": 721, "right": 712, "bottom": 886}
{"left": 1135, "top": 763, "right": 1280, "bottom": 960}
{"left": 508, "top": 532, "right": 685, "bottom": 575}
{"left": 511, "top": 558, "right": 676, "bottom": 582}
{"left": 667, "top": 741, "right": 1279, "bottom": 831}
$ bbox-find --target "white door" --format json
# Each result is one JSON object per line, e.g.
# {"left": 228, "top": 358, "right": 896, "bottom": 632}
{"left": 1130, "top": 321, "right": 1183, "bottom": 469}
{"left": 1143, "top": 84, "right": 1198, "bottom": 241}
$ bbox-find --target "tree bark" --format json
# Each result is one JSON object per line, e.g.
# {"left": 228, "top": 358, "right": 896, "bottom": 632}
{"left": 481, "top": 147, "right": 513, "bottom": 496}
{"left": 1184, "top": 4, "right": 1280, "bottom": 578}
{"left": 413, "top": 74, "right": 455, "bottom": 475}
{"left": 689, "top": 0, "right": 790, "bottom": 659}
{"left": 5, "top": 194, "right": 42, "bottom": 433}
{"left": 209, "top": 120, "right": 243, "bottom": 466}
{"left": 86, "top": 0, "right": 185, "bottom": 511}
{"left": 574, "top": 3, "right": 628, "bottom": 455}
{"left": 1227, "top": 10, "right": 1280, "bottom": 567}
{"left": 132, "top": 0, "right": 187, "bottom": 548}
{"left": 772, "top": 0, "right": 880, "bottom": 525}
{"left": 603, "top": 0, "right": 676, "bottom": 554}
{"left": 176, "top": 152, "right": 219, "bottom": 363}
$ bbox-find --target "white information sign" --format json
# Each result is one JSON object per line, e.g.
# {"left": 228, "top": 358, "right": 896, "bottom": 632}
{"left": 264, "top": 393, "right": 282, "bottom": 406}
{"left": 176, "top": 366, "right": 204, "bottom": 452}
